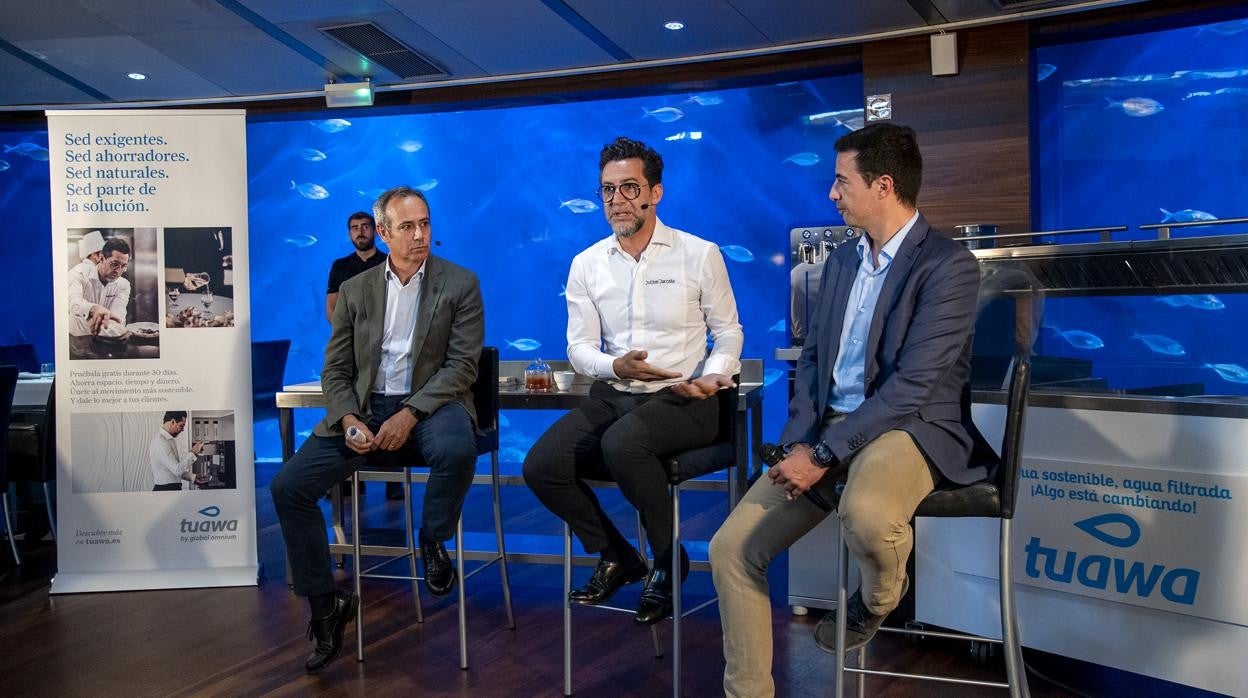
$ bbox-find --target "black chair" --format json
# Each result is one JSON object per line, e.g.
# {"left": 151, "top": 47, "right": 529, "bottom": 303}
{"left": 8, "top": 377, "right": 56, "bottom": 540}
{"left": 0, "top": 344, "right": 39, "bottom": 374}
{"left": 0, "top": 365, "right": 20, "bottom": 565}
{"left": 348, "top": 346, "right": 515, "bottom": 669}
{"left": 251, "top": 339, "right": 291, "bottom": 423}
{"left": 562, "top": 379, "right": 740, "bottom": 697}
{"left": 833, "top": 356, "right": 1032, "bottom": 698}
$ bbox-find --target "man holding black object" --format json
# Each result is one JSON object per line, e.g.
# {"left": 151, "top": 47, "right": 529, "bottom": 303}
{"left": 270, "top": 186, "right": 483, "bottom": 674}
{"left": 523, "top": 136, "right": 742, "bottom": 626}
{"left": 709, "top": 123, "right": 987, "bottom": 697}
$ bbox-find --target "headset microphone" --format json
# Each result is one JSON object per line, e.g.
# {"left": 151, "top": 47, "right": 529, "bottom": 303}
{"left": 639, "top": 203, "right": 650, "bottom": 210}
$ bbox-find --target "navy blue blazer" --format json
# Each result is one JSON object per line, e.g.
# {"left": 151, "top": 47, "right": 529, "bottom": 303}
{"left": 779, "top": 215, "right": 991, "bottom": 485}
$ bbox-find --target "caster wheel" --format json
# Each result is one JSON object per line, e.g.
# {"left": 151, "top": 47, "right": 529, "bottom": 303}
{"left": 791, "top": 605, "right": 809, "bottom": 616}
{"left": 970, "top": 640, "right": 996, "bottom": 665}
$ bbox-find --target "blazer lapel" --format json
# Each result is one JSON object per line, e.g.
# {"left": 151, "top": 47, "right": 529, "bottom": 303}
{"left": 357, "top": 265, "right": 387, "bottom": 388}
{"left": 408, "top": 256, "right": 444, "bottom": 364}
{"left": 865, "top": 217, "right": 929, "bottom": 379}
{"left": 817, "top": 244, "right": 858, "bottom": 407}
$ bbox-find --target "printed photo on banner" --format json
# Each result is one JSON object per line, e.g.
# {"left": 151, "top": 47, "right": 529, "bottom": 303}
{"left": 70, "top": 409, "right": 238, "bottom": 493}
{"left": 163, "top": 227, "right": 234, "bottom": 328}
{"left": 67, "top": 227, "right": 160, "bottom": 360}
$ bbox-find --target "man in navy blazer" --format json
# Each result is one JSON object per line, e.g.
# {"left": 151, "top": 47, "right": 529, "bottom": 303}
{"left": 710, "top": 123, "right": 984, "bottom": 697}
{"left": 271, "top": 185, "right": 484, "bottom": 674}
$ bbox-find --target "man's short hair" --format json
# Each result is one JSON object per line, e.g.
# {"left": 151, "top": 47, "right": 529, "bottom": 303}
{"left": 102, "top": 237, "right": 131, "bottom": 258}
{"left": 599, "top": 137, "right": 663, "bottom": 185}
{"left": 834, "top": 123, "right": 923, "bottom": 208}
{"left": 162, "top": 410, "right": 187, "bottom": 423}
{"left": 346, "top": 211, "right": 375, "bottom": 228}
{"left": 373, "top": 187, "right": 430, "bottom": 231}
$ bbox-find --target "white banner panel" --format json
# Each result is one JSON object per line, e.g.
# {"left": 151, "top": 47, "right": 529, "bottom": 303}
{"left": 1014, "top": 457, "right": 1248, "bottom": 625}
{"left": 46, "top": 109, "right": 256, "bottom": 593}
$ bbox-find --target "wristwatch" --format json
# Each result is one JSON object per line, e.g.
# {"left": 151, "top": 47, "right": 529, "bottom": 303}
{"left": 405, "top": 405, "right": 426, "bottom": 420}
{"left": 811, "top": 441, "right": 839, "bottom": 470}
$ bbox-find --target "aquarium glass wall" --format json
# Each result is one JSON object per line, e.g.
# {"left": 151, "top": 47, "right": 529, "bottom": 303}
{"left": 1027, "top": 15, "right": 1248, "bottom": 398}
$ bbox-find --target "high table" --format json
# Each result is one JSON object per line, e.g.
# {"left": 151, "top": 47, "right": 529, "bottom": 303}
{"left": 275, "top": 359, "right": 766, "bottom": 567}
{"left": 14, "top": 375, "right": 53, "bottom": 409}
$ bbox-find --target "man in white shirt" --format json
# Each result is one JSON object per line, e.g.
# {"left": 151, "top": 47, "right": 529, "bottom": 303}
{"left": 67, "top": 237, "right": 131, "bottom": 337}
{"left": 150, "top": 410, "right": 205, "bottom": 491}
{"left": 524, "top": 136, "right": 743, "bottom": 626}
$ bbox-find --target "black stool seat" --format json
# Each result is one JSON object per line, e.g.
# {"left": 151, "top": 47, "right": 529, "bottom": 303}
{"left": 914, "top": 480, "right": 1001, "bottom": 518}
{"left": 664, "top": 441, "right": 735, "bottom": 485}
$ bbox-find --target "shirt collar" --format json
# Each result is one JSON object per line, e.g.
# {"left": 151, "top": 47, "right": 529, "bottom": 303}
{"left": 607, "top": 217, "right": 673, "bottom": 255}
{"left": 855, "top": 210, "right": 920, "bottom": 269}
{"left": 384, "top": 258, "right": 426, "bottom": 287}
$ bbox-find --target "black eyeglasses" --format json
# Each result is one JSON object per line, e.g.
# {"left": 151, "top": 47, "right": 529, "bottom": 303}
{"left": 597, "top": 182, "right": 649, "bottom": 203}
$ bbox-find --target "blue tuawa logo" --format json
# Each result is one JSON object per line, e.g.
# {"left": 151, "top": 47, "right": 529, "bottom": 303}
{"left": 180, "top": 504, "right": 238, "bottom": 534}
{"left": 198, "top": 506, "right": 221, "bottom": 518}
{"left": 1024, "top": 512, "right": 1199, "bottom": 605}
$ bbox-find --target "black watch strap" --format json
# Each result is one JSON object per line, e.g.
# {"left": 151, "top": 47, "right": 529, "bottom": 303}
{"left": 812, "top": 441, "right": 837, "bottom": 469}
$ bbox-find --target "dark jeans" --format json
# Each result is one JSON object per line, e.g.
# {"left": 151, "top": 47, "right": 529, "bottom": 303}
{"left": 523, "top": 381, "right": 719, "bottom": 565}
{"left": 271, "top": 395, "right": 477, "bottom": 597}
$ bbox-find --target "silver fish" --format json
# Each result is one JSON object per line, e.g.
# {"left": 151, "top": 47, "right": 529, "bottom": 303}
{"left": 1105, "top": 97, "right": 1163, "bottom": 117}
{"left": 1037, "top": 63, "right": 1057, "bottom": 81}
{"left": 763, "top": 368, "right": 784, "bottom": 387}
{"left": 506, "top": 338, "right": 541, "bottom": 352}
{"left": 284, "top": 234, "right": 318, "bottom": 248}
{"left": 398, "top": 140, "right": 424, "bottom": 153}
{"left": 685, "top": 94, "right": 723, "bottom": 106}
{"left": 415, "top": 178, "right": 439, "bottom": 192}
{"left": 1204, "top": 363, "right": 1248, "bottom": 384}
{"left": 1159, "top": 208, "right": 1217, "bottom": 223}
{"left": 560, "top": 198, "right": 599, "bottom": 214}
{"left": 298, "top": 148, "right": 327, "bottom": 161}
{"left": 720, "top": 245, "right": 755, "bottom": 263}
{"left": 312, "top": 118, "right": 351, "bottom": 133}
{"left": 0, "top": 159, "right": 9, "bottom": 171}
{"left": 644, "top": 107, "right": 684, "bottom": 123}
{"left": 291, "top": 180, "right": 329, "bottom": 199}
{"left": 1047, "top": 327, "right": 1104, "bottom": 350}
{"left": 1131, "top": 333, "right": 1185, "bottom": 356}
{"left": 665, "top": 131, "right": 703, "bottom": 141}
{"left": 3, "top": 142, "right": 49, "bottom": 160}
{"left": 784, "top": 152, "right": 821, "bottom": 166}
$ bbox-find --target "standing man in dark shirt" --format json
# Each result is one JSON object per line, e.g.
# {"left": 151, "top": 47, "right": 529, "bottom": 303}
{"left": 326, "top": 211, "right": 385, "bottom": 322}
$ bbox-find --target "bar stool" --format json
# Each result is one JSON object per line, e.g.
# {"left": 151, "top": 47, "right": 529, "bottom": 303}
{"left": 563, "top": 381, "right": 739, "bottom": 697}
{"left": 349, "top": 346, "right": 515, "bottom": 670}
{"left": 833, "top": 355, "right": 1032, "bottom": 697}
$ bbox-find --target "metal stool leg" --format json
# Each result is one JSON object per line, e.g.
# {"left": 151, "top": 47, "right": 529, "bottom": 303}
{"left": 405, "top": 469, "right": 424, "bottom": 624}
{"left": 43, "top": 482, "right": 56, "bottom": 540}
{"left": 636, "top": 513, "right": 662, "bottom": 658}
{"left": 352, "top": 471, "right": 364, "bottom": 661}
{"left": 456, "top": 514, "right": 468, "bottom": 670}
{"left": 671, "top": 484, "right": 682, "bottom": 698}
{"left": 1, "top": 491, "right": 19, "bottom": 565}
{"left": 563, "top": 522, "right": 573, "bottom": 696}
{"left": 491, "top": 450, "right": 516, "bottom": 629}
{"left": 835, "top": 526, "right": 849, "bottom": 697}
{"left": 1000, "top": 518, "right": 1029, "bottom": 698}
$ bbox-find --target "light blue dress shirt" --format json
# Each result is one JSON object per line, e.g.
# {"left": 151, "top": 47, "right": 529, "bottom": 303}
{"left": 827, "top": 212, "right": 919, "bottom": 414}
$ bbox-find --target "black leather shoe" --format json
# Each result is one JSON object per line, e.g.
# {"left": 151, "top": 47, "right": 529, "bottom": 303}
{"left": 304, "top": 590, "right": 359, "bottom": 673}
{"left": 814, "top": 576, "right": 909, "bottom": 654}
{"left": 419, "top": 531, "right": 456, "bottom": 597}
{"left": 569, "top": 549, "right": 648, "bottom": 606}
{"left": 634, "top": 546, "right": 690, "bottom": 626}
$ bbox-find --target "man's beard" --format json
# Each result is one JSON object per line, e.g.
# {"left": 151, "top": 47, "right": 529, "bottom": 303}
{"left": 353, "top": 237, "right": 375, "bottom": 252}
{"left": 610, "top": 214, "right": 644, "bottom": 238}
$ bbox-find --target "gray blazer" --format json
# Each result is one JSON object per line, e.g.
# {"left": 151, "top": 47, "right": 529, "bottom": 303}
{"left": 313, "top": 254, "right": 484, "bottom": 438}
{"left": 779, "top": 215, "right": 991, "bottom": 484}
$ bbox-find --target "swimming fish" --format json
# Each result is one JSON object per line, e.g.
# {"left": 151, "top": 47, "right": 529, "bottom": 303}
{"left": 1196, "top": 18, "right": 1248, "bottom": 36}
{"left": 398, "top": 139, "right": 424, "bottom": 153}
{"left": 804, "top": 108, "right": 863, "bottom": 127}
{"left": 1037, "top": 63, "right": 1057, "bottom": 81}
{"left": 784, "top": 152, "right": 821, "bottom": 166}
{"left": 719, "top": 245, "right": 755, "bottom": 263}
{"left": 3, "top": 142, "right": 49, "bottom": 160}
{"left": 560, "top": 198, "right": 599, "bottom": 214}
{"left": 0, "top": 159, "right": 9, "bottom": 171}
{"left": 1131, "top": 333, "right": 1185, "bottom": 356}
{"left": 356, "top": 188, "right": 386, "bottom": 200}
{"left": 1183, "top": 294, "right": 1225, "bottom": 310}
{"left": 644, "top": 107, "right": 684, "bottom": 123}
{"left": 298, "top": 148, "right": 326, "bottom": 161}
{"left": 1204, "top": 363, "right": 1248, "bottom": 384}
{"left": 283, "top": 235, "right": 318, "bottom": 248}
{"left": 506, "top": 338, "right": 541, "bottom": 352}
{"left": 665, "top": 131, "right": 703, "bottom": 141}
{"left": 312, "top": 118, "right": 351, "bottom": 133}
{"left": 1046, "top": 327, "right": 1104, "bottom": 350}
{"left": 767, "top": 319, "right": 786, "bottom": 333}
{"left": 415, "top": 178, "right": 439, "bottom": 192}
{"left": 763, "top": 368, "right": 784, "bottom": 387}
{"left": 1159, "top": 208, "right": 1217, "bottom": 223}
{"left": 1104, "top": 97, "right": 1164, "bottom": 117}
{"left": 291, "top": 180, "right": 329, "bottom": 199}
{"left": 558, "top": 284, "right": 566, "bottom": 297}
{"left": 1182, "top": 91, "right": 1213, "bottom": 101}
{"left": 685, "top": 94, "right": 723, "bottom": 106}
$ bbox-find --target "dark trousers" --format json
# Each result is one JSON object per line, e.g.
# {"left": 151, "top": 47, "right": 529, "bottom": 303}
{"left": 271, "top": 395, "right": 477, "bottom": 597}
{"left": 523, "top": 381, "right": 719, "bottom": 565}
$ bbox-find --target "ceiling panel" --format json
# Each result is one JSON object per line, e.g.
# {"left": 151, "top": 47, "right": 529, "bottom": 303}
{"left": 930, "top": 0, "right": 1022, "bottom": 22}
{"left": 0, "top": 51, "right": 102, "bottom": 106}
{"left": 386, "top": 0, "right": 619, "bottom": 75}
{"left": 566, "top": 0, "right": 770, "bottom": 60}
{"left": 139, "top": 26, "right": 332, "bottom": 95}
{"left": 278, "top": 11, "right": 488, "bottom": 83}
{"left": 237, "top": 0, "right": 396, "bottom": 24}
{"left": 0, "top": 0, "right": 125, "bottom": 40}
{"left": 73, "top": 0, "right": 250, "bottom": 33}
{"left": 728, "top": 0, "right": 925, "bottom": 43}
{"left": 16, "top": 35, "right": 231, "bottom": 101}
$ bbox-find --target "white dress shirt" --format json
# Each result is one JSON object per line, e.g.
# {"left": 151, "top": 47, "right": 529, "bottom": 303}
{"left": 67, "top": 260, "right": 130, "bottom": 336}
{"left": 372, "top": 259, "right": 425, "bottom": 395}
{"left": 566, "top": 218, "right": 743, "bottom": 394}
{"left": 150, "top": 429, "right": 194, "bottom": 486}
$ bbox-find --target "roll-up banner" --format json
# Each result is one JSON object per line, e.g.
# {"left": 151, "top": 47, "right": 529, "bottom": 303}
{"left": 46, "top": 110, "right": 257, "bottom": 593}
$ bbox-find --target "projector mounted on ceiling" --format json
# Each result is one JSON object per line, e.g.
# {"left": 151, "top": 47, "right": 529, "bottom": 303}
{"left": 324, "top": 80, "right": 374, "bottom": 108}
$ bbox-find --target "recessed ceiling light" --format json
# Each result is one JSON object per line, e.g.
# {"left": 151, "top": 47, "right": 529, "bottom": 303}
{"left": 127, "top": 72, "right": 147, "bottom": 80}
{"left": 664, "top": 21, "right": 685, "bottom": 31}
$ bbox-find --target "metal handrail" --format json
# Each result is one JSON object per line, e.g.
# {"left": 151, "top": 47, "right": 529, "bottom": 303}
{"left": 1139, "top": 216, "right": 1248, "bottom": 240}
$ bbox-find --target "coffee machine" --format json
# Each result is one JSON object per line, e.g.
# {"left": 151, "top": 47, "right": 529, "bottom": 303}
{"left": 788, "top": 225, "right": 859, "bottom": 344}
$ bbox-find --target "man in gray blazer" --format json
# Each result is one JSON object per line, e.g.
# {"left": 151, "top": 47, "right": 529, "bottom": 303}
{"left": 710, "top": 124, "right": 985, "bottom": 697}
{"left": 271, "top": 185, "right": 484, "bottom": 674}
